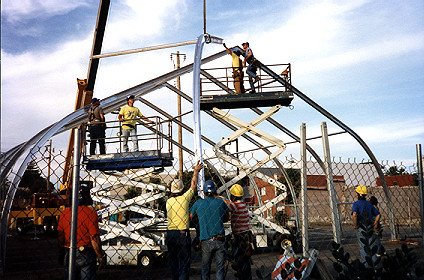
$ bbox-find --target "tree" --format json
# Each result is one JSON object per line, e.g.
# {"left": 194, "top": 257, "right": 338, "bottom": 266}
{"left": 277, "top": 168, "right": 301, "bottom": 205}
{"left": 384, "top": 166, "right": 406, "bottom": 176}
{"left": 17, "top": 160, "right": 50, "bottom": 200}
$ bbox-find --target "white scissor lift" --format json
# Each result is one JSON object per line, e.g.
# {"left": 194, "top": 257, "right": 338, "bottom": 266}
{"left": 89, "top": 167, "right": 168, "bottom": 268}
{"left": 212, "top": 105, "right": 295, "bottom": 245}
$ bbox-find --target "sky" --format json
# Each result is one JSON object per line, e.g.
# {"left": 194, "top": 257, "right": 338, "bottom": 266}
{"left": 1, "top": 0, "right": 424, "bottom": 168}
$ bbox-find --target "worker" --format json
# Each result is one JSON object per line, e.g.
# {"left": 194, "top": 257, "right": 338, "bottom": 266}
{"left": 227, "top": 184, "right": 253, "bottom": 280}
{"left": 241, "top": 42, "right": 260, "bottom": 93}
{"left": 189, "top": 180, "right": 230, "bottom": 280}
{"left": 118, "top": 95, "right": 154, "bottom": 152}
{"left": 223, "top": 43, "right": 246, "bottom": 94}
{"left": 166, "top": 161, "right": 202, "bottom": 280}
{"left": 57, "top": 185, "right": 105, "bottom": 280}
{"left": 369, "top": 196, "right": 385, "bottom": 257}
{"left": 87, "top": 98, "right": 106, "bottom": 155}
{"left": 351, "top": 185, "right": 381, "bottom": 266}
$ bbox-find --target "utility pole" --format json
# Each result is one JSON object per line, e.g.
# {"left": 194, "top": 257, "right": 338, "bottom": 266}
{"left": 171, "top": 51, "right": 186, "bottom": 179}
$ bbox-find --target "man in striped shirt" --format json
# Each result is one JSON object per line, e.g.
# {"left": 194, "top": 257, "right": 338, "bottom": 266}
{"left": 227, "top": 184, "right": 253, "bottom": 280}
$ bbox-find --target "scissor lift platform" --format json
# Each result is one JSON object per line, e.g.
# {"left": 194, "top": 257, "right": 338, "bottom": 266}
{"left": 200, "top": 91, "right": 294, "bottom": 110}
{"left": 83, "top": 150, "right": 173, "bottom": 171}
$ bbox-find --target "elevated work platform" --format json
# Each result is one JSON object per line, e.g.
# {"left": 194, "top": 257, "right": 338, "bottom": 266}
{"left": 83, "top": 150, "right": 173, "bottom": 171}
{"left": 199, "top": 91, "right": 294, "bottom": 110}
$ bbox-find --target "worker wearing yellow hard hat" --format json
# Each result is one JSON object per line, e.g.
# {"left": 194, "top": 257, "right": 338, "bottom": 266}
{"left": 351, "top": 185, "right": 382, "bottom": 266}
{"left": 355, "top": 185, "right": 368, "bottom": 195}
{"left": 230, "top": 183, "right": 244, "bottom": 197}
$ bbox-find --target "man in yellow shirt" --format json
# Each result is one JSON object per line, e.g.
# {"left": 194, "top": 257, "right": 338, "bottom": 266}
{"left": 223, "top": 43, "right": 245, "bottom": 94}
{"left": 166, "top": 161, "right": 202, "bottom": 280}
{"left": 118, "top": 95, "right": 153, "bottom": 152}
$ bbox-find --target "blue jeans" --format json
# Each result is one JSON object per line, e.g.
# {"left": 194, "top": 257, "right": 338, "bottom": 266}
{"left": 166, "top": 230, "right": 191, "bottom": 280}
{"left": 201, "top": 239, "right": 226, "bottom": 280}
{"left": 122, "top": 128, "right": 138, "bottom": 152}
{"left": 246, "top": 64, "right": 257, "bottom": 93}
{"left": 357, "top": 227, "right": 380, "bottom": 267}
{"left": 64, "top": 248, "right": 97, "bottom": 280}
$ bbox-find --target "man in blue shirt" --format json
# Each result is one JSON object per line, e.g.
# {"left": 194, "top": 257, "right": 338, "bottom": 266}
{"left": 189, "top": 180, "right": 230, "bottom": 280}
{"left": 351, "top": 185, "right": 381, "bottom": 265}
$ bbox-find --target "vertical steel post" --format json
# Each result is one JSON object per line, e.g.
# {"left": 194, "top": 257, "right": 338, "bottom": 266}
{"left": 193, "top": 35, "right": 206, "bottom": 197}
{"left": 300, "top": 123, "right": 309, "bottom": 255}
{"left": 68, "top": 128, "right": 81, "bottom": 280}
{"left": 416, "top": 144, "right": 423, "bottom": 247}
{"left": 321, "top": 122, "right": 342, "bottom": 243}
{"left": 192, "top": 34, "right": 223, "bottom": 197}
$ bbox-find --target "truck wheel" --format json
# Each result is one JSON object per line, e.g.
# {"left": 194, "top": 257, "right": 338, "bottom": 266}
{"left": 138, "top": 252, "right": 154, "bottom": 268}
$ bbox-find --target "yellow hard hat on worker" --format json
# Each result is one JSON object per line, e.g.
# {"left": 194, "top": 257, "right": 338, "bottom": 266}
{"left": 230, "top": 184, "right": 244, "bottom": 197}
{"left": 355, "top": 185, "right": 368, "bottom": 195}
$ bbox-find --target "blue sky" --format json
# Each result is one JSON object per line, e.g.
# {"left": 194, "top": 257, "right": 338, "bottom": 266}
{"left": 1, "top": 0, "right": 424, "bottom": 166}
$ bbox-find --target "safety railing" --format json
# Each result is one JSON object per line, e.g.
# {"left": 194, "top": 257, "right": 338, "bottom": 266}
{"left": 200, "top": 63, "right": 291, "bottom": 95}
{"left": 83, "top": 116, "right": 172, "bottom": 157}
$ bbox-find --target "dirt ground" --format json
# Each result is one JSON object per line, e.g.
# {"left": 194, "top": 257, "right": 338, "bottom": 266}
{"left": 2, "top": 228, "right": 424, "bottom": 280}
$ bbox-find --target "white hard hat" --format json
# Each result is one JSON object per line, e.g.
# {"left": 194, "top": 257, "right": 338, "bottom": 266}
{"left": 170, "top": 179, "right": 184, "bottom": 193}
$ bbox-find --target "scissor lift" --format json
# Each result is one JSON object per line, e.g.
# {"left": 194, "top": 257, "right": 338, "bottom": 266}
{"left": 83, "top": 116, "right": 173, "bottom": 171}
{"left": 199, "top": 63, "right": 301, "bottom": 248}
{"left": 90, "top": 167, "right": 168, "bottom": 267}
{"left": 200, "top": 64, "right": 304, "bottom": 249}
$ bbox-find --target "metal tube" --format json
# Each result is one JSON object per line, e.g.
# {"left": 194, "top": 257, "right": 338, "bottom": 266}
{"left": 68, "top": 128, "right": 81, "bottom": 280}
{"left": 91, "top": 40, "right": 197, "bottom": 59}
{"left": 193, "top": 34, "right": 206, "bottom": 197}
{"left": 300, "top": 123, "right": 309, "bottom": 255}
{"left": 416, "top": 144, "right": 423, "bottom": 247}
{"left": 321, "top": 122, "right": 341, "bottom": 243}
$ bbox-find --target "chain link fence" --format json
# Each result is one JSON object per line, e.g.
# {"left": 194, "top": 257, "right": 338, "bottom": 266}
{"left": 1, "top": 139, "right": 422, "bottom": 280}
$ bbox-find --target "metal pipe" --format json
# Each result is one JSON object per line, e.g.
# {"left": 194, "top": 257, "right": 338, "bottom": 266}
{"left": 321, "top": 122, "right": 341, "bottom": 243}
{"left": 68, "top": 128, "right": 81, "bottom": 280}
{"left": 300, "top": 123, "right": 309, "bottom": 255}
{"left": 193, "top": 35, "right": 207, "bottom": 197}
{"left": 416, "top": 144, "right": 423, "bottom": 247}
{"left": 91, "top": 40, "right": 197, "bottom": 59}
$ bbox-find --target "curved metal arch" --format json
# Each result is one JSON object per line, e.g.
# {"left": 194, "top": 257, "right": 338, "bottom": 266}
{"left": 0, "top": 50, "right": 231, "bottom": 270}
{"left": 258, "top": 62, "right": 396, "bottom": 239}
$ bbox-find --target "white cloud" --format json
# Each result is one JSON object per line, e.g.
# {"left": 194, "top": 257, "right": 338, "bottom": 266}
{"left": 1, "top": 0, "right": 90, "bottom": 22}
{"left": 101, "top": 0, "right": 185, "bottom": 51}
{"left": 357, "top": 118, "right": 424, "bottom": 145}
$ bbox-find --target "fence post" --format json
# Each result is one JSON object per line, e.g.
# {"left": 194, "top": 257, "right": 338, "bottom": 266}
{"left": 321, "top": 122, "right": 342, "bottom": 243}
{"left": 300, "top": 123, "right": 309, "bottom": 255}
{"left": 416, "top": 144, "right": 423, "bottom": 248}
{"left": 68, "top": 128, "right": 81, "bottom": 280}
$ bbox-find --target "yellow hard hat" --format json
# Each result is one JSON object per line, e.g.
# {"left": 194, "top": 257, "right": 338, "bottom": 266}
{"left": 230, "top": 184, "right": 243, "bottom": 197}
{"left": 355, "top": 185, "right": 368, "bottom": 195}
